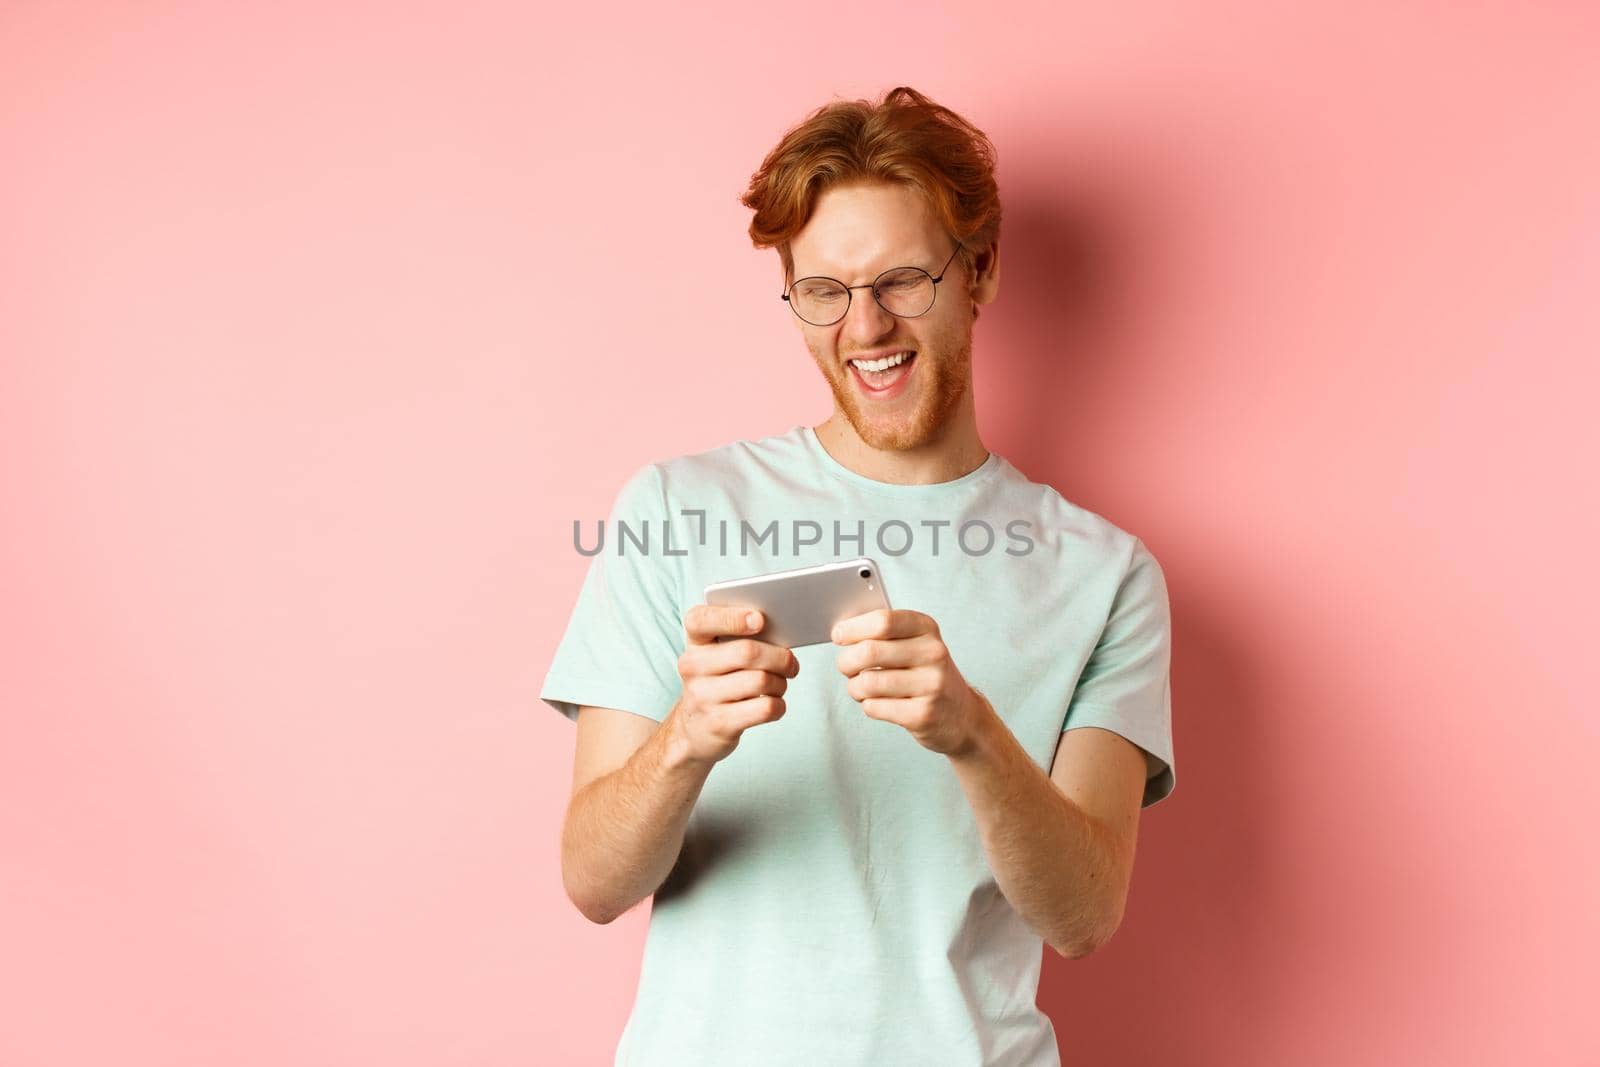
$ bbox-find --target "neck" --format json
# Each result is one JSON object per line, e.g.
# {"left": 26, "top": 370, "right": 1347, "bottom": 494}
{"left": 812, "top": 393, "right": 988, "bottom": 486}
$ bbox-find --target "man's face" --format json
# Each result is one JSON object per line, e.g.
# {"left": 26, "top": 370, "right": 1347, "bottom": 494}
{"left": 786, "top": 182, "right": 980, "bottom": 451}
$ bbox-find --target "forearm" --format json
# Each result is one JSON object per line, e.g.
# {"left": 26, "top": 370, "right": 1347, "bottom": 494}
{"left": 947, "top": 693, "right": 1128, "bottom": 957}
{"left": 560, "top": 703, "right": 713, "bottom": 925}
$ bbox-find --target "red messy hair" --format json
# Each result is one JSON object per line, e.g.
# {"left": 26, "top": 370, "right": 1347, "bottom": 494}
{"left": 739, "top": 86, "right": 1002, "bottom": 289}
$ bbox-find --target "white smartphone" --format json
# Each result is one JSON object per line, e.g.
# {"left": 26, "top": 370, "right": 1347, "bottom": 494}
{"left": 703, "top": 556, "right": 891, "bottom": 648}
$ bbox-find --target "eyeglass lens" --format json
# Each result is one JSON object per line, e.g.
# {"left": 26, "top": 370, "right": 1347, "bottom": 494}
{"left": 790, "top": 267, "right": 935, "bottom": 326}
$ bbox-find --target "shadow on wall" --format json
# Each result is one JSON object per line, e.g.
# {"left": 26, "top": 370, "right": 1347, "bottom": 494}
{"left": 978, "top": 177, "right": 1128, "bottom": 466}
{"left": 989, "top": 165, "right": 1290, "bottom": 1062}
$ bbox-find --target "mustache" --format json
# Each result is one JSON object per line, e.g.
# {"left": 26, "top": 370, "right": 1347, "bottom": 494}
{"left": 838, "top": 348, "right": 919, "bottom": 360}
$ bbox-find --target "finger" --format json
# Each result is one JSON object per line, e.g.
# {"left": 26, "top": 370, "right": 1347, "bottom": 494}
{"left": 696, "top": 668, "right": 788, "bottom": 706}
{"left": 685, "top": 603, "right": 765, "bottom": 646}
{"left": 858, "top": 696, "right": 912, "bottom": 727}
{"left": 848, "top": 665, "right": 935, "bottom": 701}
{"left": 835, "top": 635, "right": 938, "bottom": 676}
{"left": 718, "top": 693, "right": 787, "bottom": 731}
{"left": 691, "top": 637, "right": 798, "bottom": 678}
{"left": 831, "top": 608, "right": 934, "bottom": 645}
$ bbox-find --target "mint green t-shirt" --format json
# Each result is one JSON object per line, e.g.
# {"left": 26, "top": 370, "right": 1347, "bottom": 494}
{"left": 541, "top": 425, "right": 1175, "bottom": 1066}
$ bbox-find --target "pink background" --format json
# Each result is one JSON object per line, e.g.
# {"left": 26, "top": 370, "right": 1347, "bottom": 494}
{"left": 2, "top": 3, "right": 1596, "bottom": 1064}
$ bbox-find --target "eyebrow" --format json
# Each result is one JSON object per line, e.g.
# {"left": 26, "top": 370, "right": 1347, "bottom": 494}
{"left": 794, "top": 251, "right": 941, "bottom": 284}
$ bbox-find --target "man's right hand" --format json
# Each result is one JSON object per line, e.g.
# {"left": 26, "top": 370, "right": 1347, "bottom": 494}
{"left": 669, "top": 604, "right": 801, "bottom": 766}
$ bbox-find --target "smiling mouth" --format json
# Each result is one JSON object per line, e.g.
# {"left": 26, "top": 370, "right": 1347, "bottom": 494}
{"left": 846, "top": 350, "right": 917, "bottom": 395}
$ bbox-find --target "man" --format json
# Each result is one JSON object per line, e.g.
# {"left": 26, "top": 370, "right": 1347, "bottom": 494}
{"left": 541, "top": 86, "right": 1175, "bottom": 1066}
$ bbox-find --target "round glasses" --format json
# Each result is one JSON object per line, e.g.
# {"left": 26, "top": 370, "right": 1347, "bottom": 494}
{"left": 782, "top": 243, "right": 964, "bottom": 327}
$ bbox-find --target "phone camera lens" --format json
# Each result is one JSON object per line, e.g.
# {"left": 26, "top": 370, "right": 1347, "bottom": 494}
{"left": 859, "top": 567, "right": 871, "bottom": 579}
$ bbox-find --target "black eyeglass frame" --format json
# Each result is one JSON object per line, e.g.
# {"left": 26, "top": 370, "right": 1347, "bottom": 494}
{"left": 781, "top": 242, "right": 965, "bottom": 326}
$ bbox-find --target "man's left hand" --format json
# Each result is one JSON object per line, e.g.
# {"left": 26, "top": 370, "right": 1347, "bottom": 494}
{"left": 832, "top": 608, "right": 991, "bottom": 756}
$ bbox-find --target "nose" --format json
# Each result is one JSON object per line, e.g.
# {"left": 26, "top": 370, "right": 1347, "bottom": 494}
{"left": 839, "top": 286, "right": 897, "bottom": 346}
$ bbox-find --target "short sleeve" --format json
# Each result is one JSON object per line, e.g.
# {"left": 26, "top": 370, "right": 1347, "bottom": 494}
{"left": 539, "top": 463, "right": 686, "bottom": 724}
{"left": 1062, "top": 537, "right": 1176, "bottom": 807}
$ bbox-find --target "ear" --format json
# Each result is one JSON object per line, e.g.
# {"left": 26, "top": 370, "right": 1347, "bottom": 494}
{"left": 778, "top": 255, "right": 803, "bottom": 329}
{"left": 778, "top": 245, "right": 797, "bottom": 293}
{"left": 969, "top": 241, "right": 1000, "bottom": 306}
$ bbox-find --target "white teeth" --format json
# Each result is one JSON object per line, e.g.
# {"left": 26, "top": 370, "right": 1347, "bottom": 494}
{"left": 851, "top": 351, "right": 912, "bottom": 372}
